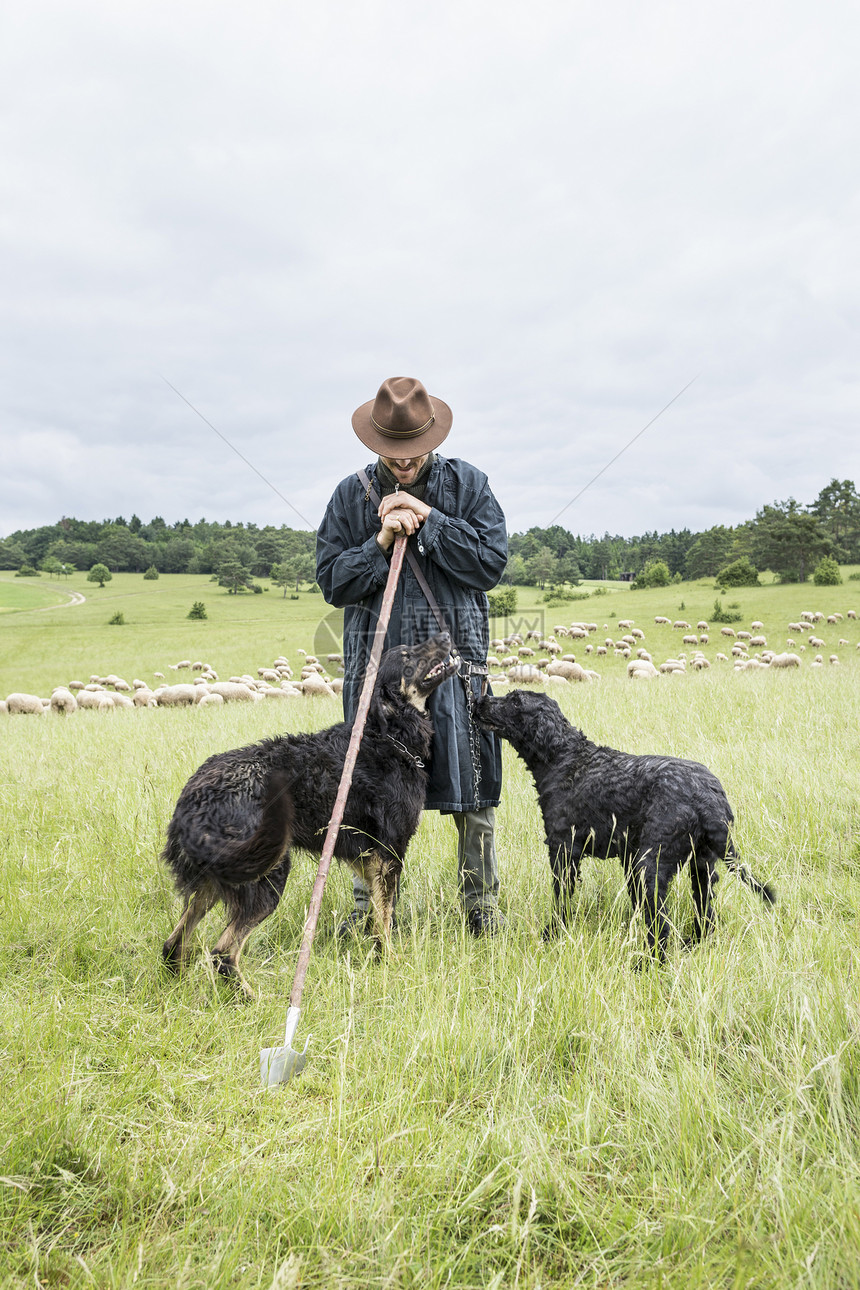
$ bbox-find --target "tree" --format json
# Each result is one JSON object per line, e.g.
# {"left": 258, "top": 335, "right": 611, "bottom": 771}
{"left": 684, "top": 526, "right": 734, "bottom": 579}
{"left": 524, "top": 546, "right": 558, "bottom": 588}
{"left": 143, "top": 565, "right": 159, "bottom": 580}
{"left": 216, "top": 560, "right": 253, "bottom": 594}
{"left": 750, "top": 499, "right": 833, "bottom": 583}
{"left": 505, "top": 554, "right": 528, "bottom": 585}
{"left": 715, "top": 556, "right": 759, "bottom": 587}
{"left": 810, "top": 478, "right": 860, "bottom": 560}
{"left": 278, "top": 554, "right": 316, "bottom": 592}
{"left": 41, "top": 556, "right": 63, "bottom": 577}
{"left": 187, "top": 601, "right": 208, "bottom": 619}
{"left": 632, "top": 560, "right": 671, "bottom": 589}
{"left": 87, "top": 563, "right": 112, "bottom": 588}
{"left": 812, "top": 555, "right": 842, "bottom": 586}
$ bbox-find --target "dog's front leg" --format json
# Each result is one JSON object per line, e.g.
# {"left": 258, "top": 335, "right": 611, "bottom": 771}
{"left": 687, "top": 856, "right": 718, "bottom": 946}
{"left": 543, "top": 831, "right": 580, "bottom": 940}
{"left": 629, "top": 850, "right": 672, "bottom": 960}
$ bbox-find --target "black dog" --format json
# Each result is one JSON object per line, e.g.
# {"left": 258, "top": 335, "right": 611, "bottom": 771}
{"left": 162, "top": 633, "right": 458, "bottom": 997}
{"left": 477, "top": 690, "right": 775, "bottom": 957}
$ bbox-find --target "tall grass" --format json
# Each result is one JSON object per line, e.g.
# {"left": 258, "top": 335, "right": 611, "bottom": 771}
{"left": 2, "top": 661, "right": 859, "bottom": 1287}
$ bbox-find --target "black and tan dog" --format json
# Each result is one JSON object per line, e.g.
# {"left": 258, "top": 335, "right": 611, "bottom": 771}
{"left": 477, "top": 689, "right": 775, "bottom": 957}
{"left": 162, "top": 633, "right": 458, "bottom": 997}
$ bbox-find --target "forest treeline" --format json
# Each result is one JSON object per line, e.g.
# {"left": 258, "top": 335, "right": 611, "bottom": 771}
{"left": 2, "top": 478, "right": 858, "bottom": 587}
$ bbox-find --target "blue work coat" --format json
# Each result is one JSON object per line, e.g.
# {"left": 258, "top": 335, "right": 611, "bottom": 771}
{"left": 316, "top": 455, "right": 507, "bottom": 812}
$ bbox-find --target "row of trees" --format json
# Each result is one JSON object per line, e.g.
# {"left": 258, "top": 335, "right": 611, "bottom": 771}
{"left": 0, "top": 515, "right": 316, "bottom": 579}
{"left": 2, "top": 479, "right": 859, "bottom": 587}
{"left": 504, "top": 479, "right": 860, "bottom": 587}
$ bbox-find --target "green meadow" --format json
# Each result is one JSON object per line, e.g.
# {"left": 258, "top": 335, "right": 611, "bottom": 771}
{"left": 2, "top": 570, "right": 860, "bottom": 1287}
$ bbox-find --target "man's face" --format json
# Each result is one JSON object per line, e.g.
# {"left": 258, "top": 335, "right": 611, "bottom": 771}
{"left": 379, "top": 453, "right": 429, "bottom": 486}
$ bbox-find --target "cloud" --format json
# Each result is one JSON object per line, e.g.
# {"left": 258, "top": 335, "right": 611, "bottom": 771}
{"left": 2, "top": 0, "right": 858, "bottom": 539}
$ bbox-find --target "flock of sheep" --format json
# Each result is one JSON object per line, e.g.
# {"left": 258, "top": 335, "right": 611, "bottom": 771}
{"left": 486, "top": 606, "right": 859, "bottom": 687}
{"left": 0, "top": 651, "right": 344, "bottom": 716}
{"left": 2, "top": 608, "right": 857, "bottom": 717}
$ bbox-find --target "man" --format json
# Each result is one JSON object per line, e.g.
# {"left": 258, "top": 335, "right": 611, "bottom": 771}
{"left": 316, "top": 376, "right": 508, "bottom": 936}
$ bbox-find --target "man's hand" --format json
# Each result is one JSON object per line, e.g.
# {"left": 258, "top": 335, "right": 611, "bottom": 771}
{"left": 376, "top": 506, "right": 421, "bottom": 550}
{"left": 378, "top": 492, "right": 432, "bottom": 524}
{"left": 375, "top": 492, "right": 432, "bottom": 551}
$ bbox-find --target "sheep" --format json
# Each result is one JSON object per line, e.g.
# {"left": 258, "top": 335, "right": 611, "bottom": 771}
{"left": 826, "top": 615, "right": 838, "bottom": 625}
{"left": 659, "top": 661, "right": 686, "bottom": 675}
{"left": 673, "top": 620, "right": 691, "bottom": 630}
{"left": 769, "top": 653, "right": 801, "bottom": 669}
{"left": 153, "top": 671, "right": 165, "bottom": 680}
{"left": 848, "top": 610, "right": 857, "bottom": 620}
{"left": 801, "top": 611, "right": 816, "bottom": 623}
{"left": 170, "top": 660, "right": 192, "bottom": 671}
{"left": 617, "top": 619, "right": 634, "bottom": 630}
{"left": 734, "top": 657, "right": 767, "bottom": 671}
{"left": 5, "top": 693, "right": 46, "bottom": 715}
{"left": 507, "top": 664, "right": 545, "bottom": 685}
{"left": 584, "top": 644, "right": 593, "bottom": 654}
{"left": 731, "top": 645, "right": 747, "bottom": 657}
{"left": 596, "top": 646, "right": 607, "bottom": 656}
{"left": 690, "top": 656, "right": 710, "bottom": 670}
{"left": 720, "top": 627, "right": 736, "bottom": 638}
{"left": 627, "top": 659, "right": 659, "bottom": 680}
{"left": 839, "top": 638, "right": 850, "bottom": 647}
{"left": 192, "top": 661, "right": 204, "bottom": 671}
{"left": 829, "top": 654, "right": 840, "bottom": 665}
{"left": 198, "top": 692, "right": 225, "bottom": 707}
{"left": 636, "top": 648, "right": 652, "bottom": 661}
{"left": 546, "top": 675, "right": 568, "bottom": 687}
{"left": 750, "top": 621, "right": 764, "bottom": 631}
{"left": 696, "top": 621, "right": 709, "bottom": 632}
{"left": 808, "top": 636, "right": 825, "bottom": 649}
{"left": 258, "top": 668, "right": 280, "bottom": 683}
{"left": 298, "top": 673, "right": 336, "bottom": 696}
{"left": 50, "top": 687, "right": 78, "bottom": 715}
{"left": 490, "top": 638, "right": 506, "bottom": 652}
{"left": 715, "top": 652, "right": 728, "bottom": 662}
{"left": 654, "top": 616, "right": 670, "bottom": 625}
{"left": 630, "top": 627, "right": 646, "bottom": 640}
{"left": 546, "top": 659, "right": 589, "bottom": 682}
{"left": 788, "top": 623, "right": 803, "bottom": 633}
{"left": 568, "top": 627, "right": 587, "bottom": 639}
{"left": 110, "top": 692, "right": 134, "bottom": 710}
{"left": 207, "top": 682, "right": 259, "bottom": 703}
{"left": 76, "top": 689, "right": 108, "bottom": 710}
{"left": 155, "top": 684, "right": 198, "bottom": 707}
{"left": 0, "top": 700, "right": 6, "bottom": 715}
{"left": 68, "top": 681, "right": 85, "bottom": 691}
{"left": 737, "top": 631, "right": 751, "bottom": 640}
{"left": 682, "top": 634, "right": 698, "bottom": 646}
{"left": 133, "top": 687, "right": 157, "bottom": 707}
{"left": 526, "top": 630, "right": 542, "bottom": 641}
{"left": 699, "top": 634, "right": 709, "bottom": 645}
{"left": 750, "top": 635, "right": 767, "bottom": 648}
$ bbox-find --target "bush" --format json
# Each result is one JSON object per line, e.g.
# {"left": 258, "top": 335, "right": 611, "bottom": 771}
{"left": 710, "top": 597, "right": 743, "bottom": 624}
{"left": 187, "top": 602, "right": 208, "bottom": 620}
{"left": 143, "top": 566, "right": 159, "bottom": 580}
{"left": 543, "top": 586, "right": 591, "bottom": 604}
{"left": 15, "top": 565, "right": 40, "bottom": 578}
{"left": 812, "top": 556, "right": 842, "bottom": 586}
{"left": 715, "top": 557, "right": 759, "bottom": 587}
{"left": 487, "top": 587, "right": 518, "bottom": 617}
{"left": 108, "top": 611, "right": 125, "bottom": 625}
{"left": 252, "top": 584, "right": 263, "bottom": 594}
{"left": 848, "top": 571, "right": 860, "bottom": 582}
{"left": 632, "top": 560, "right": 671, "bottom": 589}
{"left": 591, "top": 585, "right": 608, "bottom": 597}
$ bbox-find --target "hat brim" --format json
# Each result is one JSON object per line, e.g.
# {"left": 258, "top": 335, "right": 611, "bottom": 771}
{"left": 351, "top": 396, "right": 453, "bottom": 456}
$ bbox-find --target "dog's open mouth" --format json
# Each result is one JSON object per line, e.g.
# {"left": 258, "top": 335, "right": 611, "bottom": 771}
{"left": 421, "top": 653, "right": 460, "bottom": 691}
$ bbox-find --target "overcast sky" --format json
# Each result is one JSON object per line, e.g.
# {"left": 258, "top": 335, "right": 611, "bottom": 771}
{"left": 2, "top": 0, "right": 858, "bottom": 541}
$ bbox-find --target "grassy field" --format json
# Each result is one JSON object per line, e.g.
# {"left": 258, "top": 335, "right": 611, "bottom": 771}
{"left": 2, "top": 571, "right": 860, "bottom": 1287}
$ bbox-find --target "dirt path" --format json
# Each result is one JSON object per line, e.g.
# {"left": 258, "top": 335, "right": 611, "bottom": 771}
{"left": 33, "top": 586, "right": 87, "bottom": 610}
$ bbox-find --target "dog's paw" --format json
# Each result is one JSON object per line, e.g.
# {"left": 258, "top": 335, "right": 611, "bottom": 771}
{"left": 209, "top": 952, "right": 256, "bottom": 1001}
{"left": 161, "top": 941, "right": 182, "bottom": 973}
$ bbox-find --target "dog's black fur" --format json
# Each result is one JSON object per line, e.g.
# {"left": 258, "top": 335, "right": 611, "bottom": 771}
{"left": 162, "top": 633, "right": 458, "bottom": 996}
{"left": 477, "top": 690, "right": 775, "bottom": 957}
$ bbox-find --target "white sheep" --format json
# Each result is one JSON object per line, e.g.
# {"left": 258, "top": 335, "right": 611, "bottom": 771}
{"left": 156, "top": 684, "right": 198, "bottom": 707}
{"left": 808, "top": 636, "right": 825, "bottom": 648}
{"left": 50, "top": 687, "right": 78, "bottom": 715}
{"left": 507, "top": 664, "right": 545, "bottom": 685}
{"left": 750, "top": 635, "right": 767, "bottom": 647}
{"left": 769, "top": 653, "right": 801, "bottom": 669}
{"left": 654, "top": 616, "right": 670, "bottom": 625}
{"left": 696, "top": 621, "right": 709, "bottom": 632}
{"left": 627, "top": 659, "right": 658, "bottom": 680}
{"left": 750, "top": 621, "right": 764, "bottom": 631}
{"left": 5, "top": 693, "right": 46, "bottom": 715}
{"left": 546, "top": 659, "right": 588, "bottom": 682}
{"left": 847, "top": 610, "right": 856, "bottom": 620}
{"left": 198, "top": 692, "right": 225, "bottom": 707}
{"left": 682, "top": 634, "right": 698, "bottom": 646}
{"left": 673, "top": 620, "right": 691, "bottom": 630}
{"left": 208, "top": 682, "right": 259, "bottom": 703}
{"left": 720, "top": 627, "right": 736, "bottom": 638}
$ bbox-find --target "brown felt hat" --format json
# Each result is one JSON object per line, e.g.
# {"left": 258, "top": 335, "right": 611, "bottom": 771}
{"left": 352, "top": 376, "right": 453, "bottom": 456}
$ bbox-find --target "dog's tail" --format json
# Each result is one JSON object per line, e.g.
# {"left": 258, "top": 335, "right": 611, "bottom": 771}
{"left": 204, "top": 769, "right": 294, "bottom": 884}
{"left": 724, "top": 841, "right": 776, "bottom": 905}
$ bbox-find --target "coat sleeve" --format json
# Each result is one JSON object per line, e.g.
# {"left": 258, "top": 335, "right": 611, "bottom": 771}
{"left": 417, "top": 478, "right": 508, "bottom": 592}
{"left": 316, "top": 483, "right": 391, "bottom": 608}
